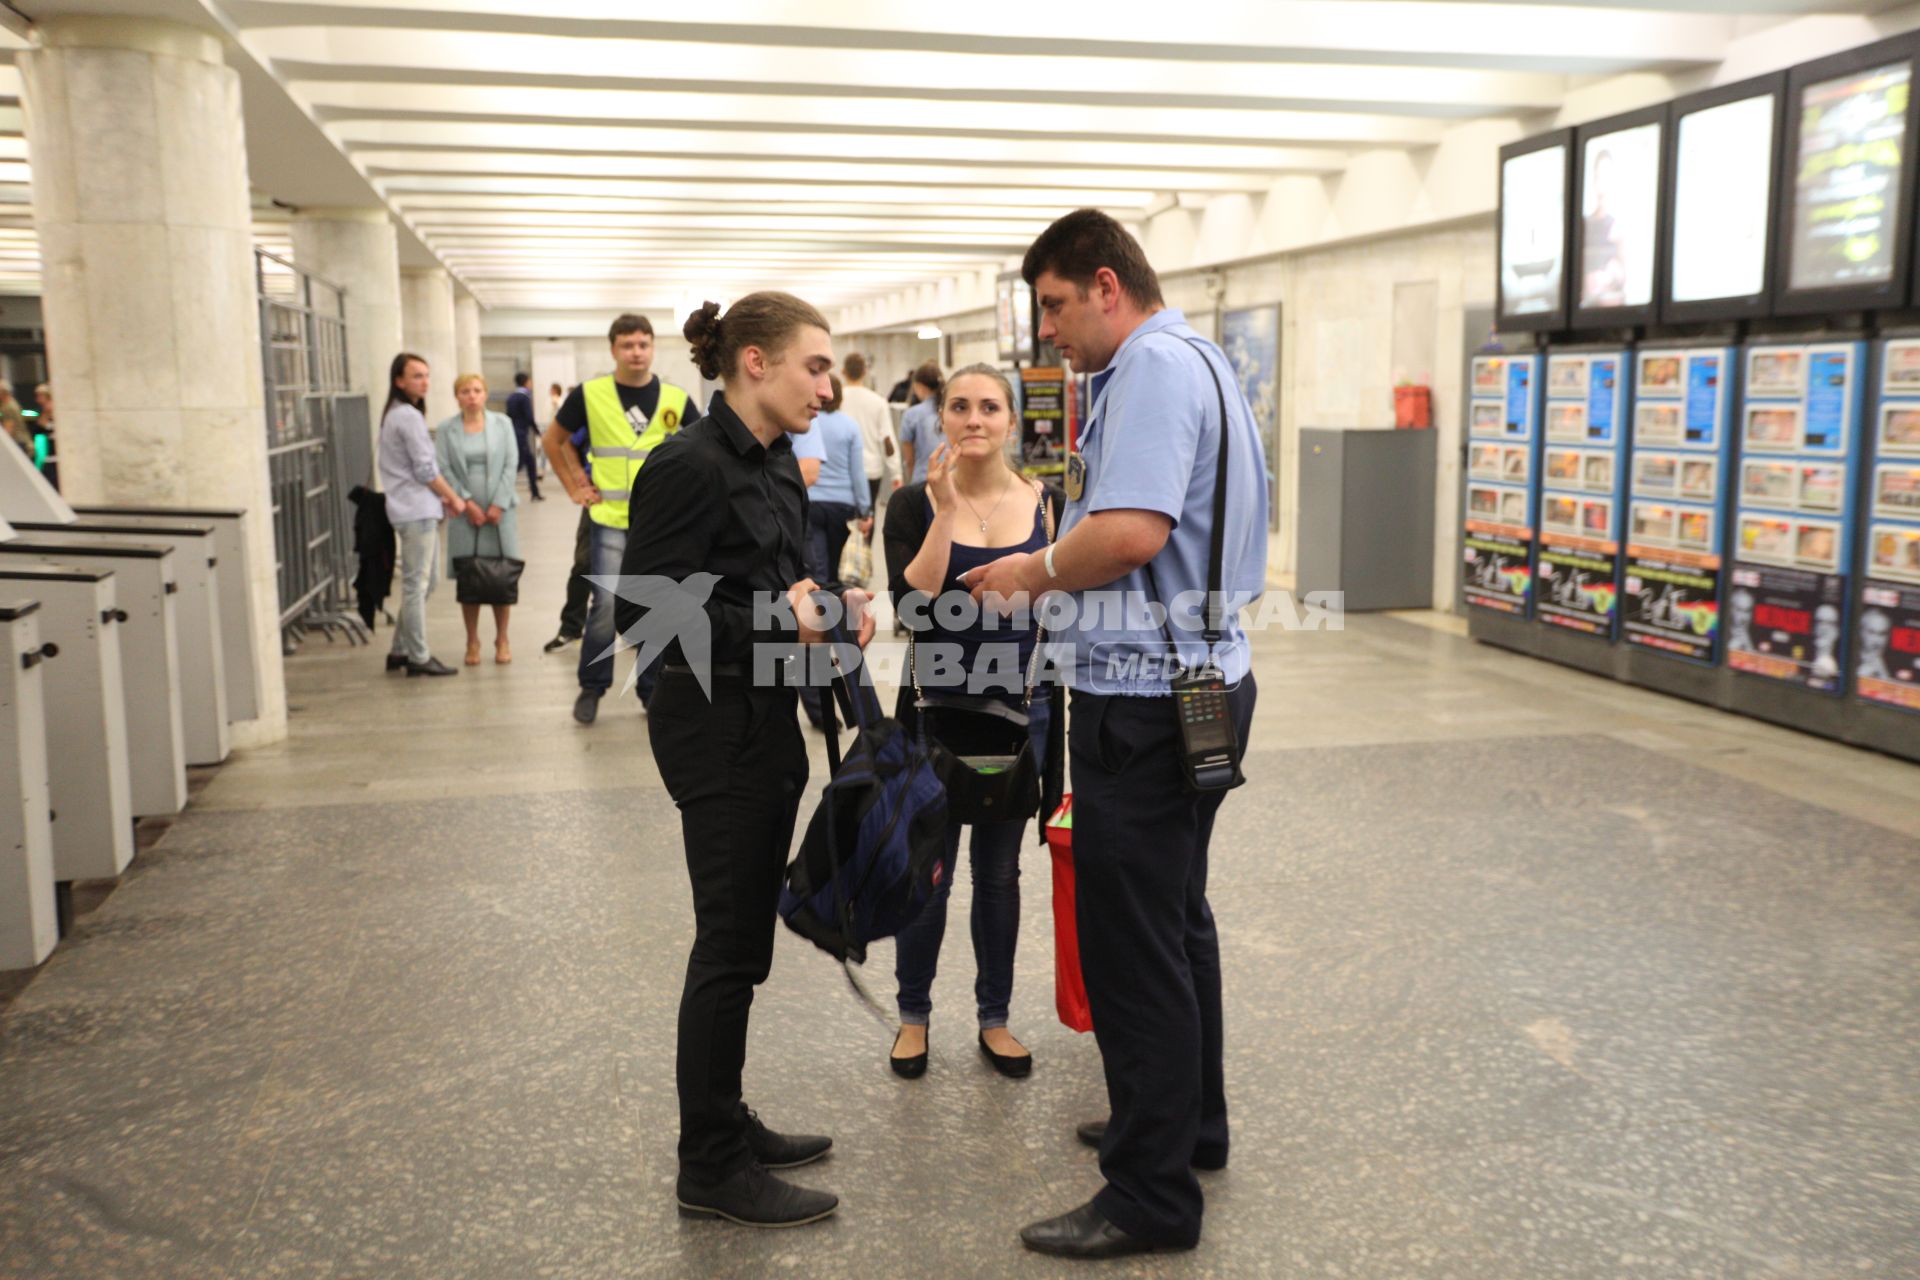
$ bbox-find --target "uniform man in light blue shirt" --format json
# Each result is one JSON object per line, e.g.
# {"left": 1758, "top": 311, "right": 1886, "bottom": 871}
{"left": 964, "top": 209, "right": 1267, "bottom": 1261}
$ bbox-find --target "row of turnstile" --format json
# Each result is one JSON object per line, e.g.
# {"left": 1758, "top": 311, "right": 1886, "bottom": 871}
{"left": 0, "top": 444, "right": 264, "bottom": 970}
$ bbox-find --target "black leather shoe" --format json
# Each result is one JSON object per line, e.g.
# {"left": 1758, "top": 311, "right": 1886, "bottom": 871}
{"left": 1076, "top": 1119, "right": 1227, "bottom": 1170}
{"left": 676, "top": 1163, "right": 838, "bottom": 1228}
{"left": 573, "top": 690, "right": 600, "bottom": 724}
{"left": 385, "top": 653, "right": 407, "bottom": 672}
{"left": 889, "top": 1028, "right": 928, "bottom": 1079}
{"left": 543, "top": 632, "right": 579, "bottom": 654}
{"left": 1019, "top": 1200, "right": 1184, "bottom": 1259}
{"left": 406, "top": 657, "right": 457, "bottom": 677}
{"left": 743, "top": 1108, "right": 832, "bottom": 1170}
{"left": 978, "top": 1031, "right": 1033, "bottom": 1078}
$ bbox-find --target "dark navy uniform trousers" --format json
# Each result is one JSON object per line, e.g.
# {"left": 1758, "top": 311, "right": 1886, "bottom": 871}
{"left": 1069, "top": 674, "right": 1257, "bottom": 1247}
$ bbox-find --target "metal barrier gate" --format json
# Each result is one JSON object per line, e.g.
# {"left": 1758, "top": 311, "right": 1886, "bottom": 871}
{"left": 256, "top": 249, "right": 370, "bottom": 650}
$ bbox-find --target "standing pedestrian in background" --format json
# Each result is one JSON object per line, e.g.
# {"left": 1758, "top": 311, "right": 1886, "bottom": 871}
{"left": 897, "top": 362, "right": 945, "bottom": 482}
{"left": 378, "top": 352, "right": 471, "bottom": 678}
{"left": 840, "top": 352, "right": 899, "bottom": 516}
{"left": 505, "top": 372, "right": 543, "bottom": 501}
{"left": 435, "top": 373, "right": 522, "bottom": 666}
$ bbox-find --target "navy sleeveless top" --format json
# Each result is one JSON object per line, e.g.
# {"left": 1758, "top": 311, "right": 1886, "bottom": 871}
{"left": 917, "top": 492, "right": 1048, "bottom": 701}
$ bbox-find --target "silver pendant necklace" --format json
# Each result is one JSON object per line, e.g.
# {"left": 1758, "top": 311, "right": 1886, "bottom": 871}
{"left": 960, "top": 470, "right": 1015, "bottom": 537}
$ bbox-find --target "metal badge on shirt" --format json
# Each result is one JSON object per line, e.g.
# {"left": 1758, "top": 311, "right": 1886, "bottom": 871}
{"left": 1065, "top": 451, "right": 1087, "bottom": 502}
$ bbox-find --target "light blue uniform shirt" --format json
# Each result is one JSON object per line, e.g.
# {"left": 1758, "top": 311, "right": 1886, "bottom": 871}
{"left": 901, "top": 398, "right": 943, "bottom": 482}
{"left": 1051, "top": 309, "right": 1270, "bottom": 695}
{"left": 804, "top": 410, "right": 871, "bottom": 513}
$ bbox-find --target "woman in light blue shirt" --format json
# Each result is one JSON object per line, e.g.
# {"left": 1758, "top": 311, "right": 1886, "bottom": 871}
{"left": 797, "top": 373, "right": 871, "bottom": 588}
{"left": 434, "top": 372, "right": 522, "bottom": 665}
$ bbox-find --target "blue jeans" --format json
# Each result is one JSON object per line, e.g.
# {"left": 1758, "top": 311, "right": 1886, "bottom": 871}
{"left": 578, "top": 520, "right": 655, "bottom": 700}
{"left": 894, "top": 693, "right": 1050, "bottom": 1028}
{"left": 388, "top": 518, "right": 438, "bottom": 665}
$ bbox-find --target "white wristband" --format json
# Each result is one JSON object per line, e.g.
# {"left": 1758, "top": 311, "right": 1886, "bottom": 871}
{"left": 1044, "top": 543, "right": 1059, "bottom": 580}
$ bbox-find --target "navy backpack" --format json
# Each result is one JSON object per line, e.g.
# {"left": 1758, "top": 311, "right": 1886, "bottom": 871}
{"left": 778, "top": 622, "right": 953, "bottom": 965}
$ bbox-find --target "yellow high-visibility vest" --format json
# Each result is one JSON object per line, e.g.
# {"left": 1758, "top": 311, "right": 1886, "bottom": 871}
{"left": 584, "top": 376, "right": 689, "bottom": 530}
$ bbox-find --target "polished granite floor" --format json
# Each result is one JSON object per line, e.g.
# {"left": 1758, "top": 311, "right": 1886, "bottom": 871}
{"left": 2, "top": 490, "right": 1917, "bottom": 1278}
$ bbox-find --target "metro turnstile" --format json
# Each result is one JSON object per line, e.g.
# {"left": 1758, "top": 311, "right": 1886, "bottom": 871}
{"left": 71, "top": 506, "right": 259, "bottom": 722}
{"left": 1, "top": 598, "right": 58, "bottom": 969}
{"left": 0, "top": 566, "right": 133, "bottom": 882}
{"left": 0, "top": 540, "right": 185, "bottom": 816}
{"left": 13, "top": 522, "right": 227, "bottom": 766}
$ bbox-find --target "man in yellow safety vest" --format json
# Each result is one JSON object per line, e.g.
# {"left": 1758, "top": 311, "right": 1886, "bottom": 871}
{"left": 542, "top": 313, "right": 702, "bottom": 724}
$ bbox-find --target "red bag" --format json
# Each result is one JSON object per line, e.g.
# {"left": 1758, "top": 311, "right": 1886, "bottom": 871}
{"left": 1045, "top": 796, "right": 1093, "bottom": 1033}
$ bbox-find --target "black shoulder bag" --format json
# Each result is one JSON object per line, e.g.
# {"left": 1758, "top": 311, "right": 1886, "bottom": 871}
{"left": 1146, "top": 338, "right": 1245, "bottom": 793}
{"left": 910, "top": 481, "right": 1055, "bottom": 823}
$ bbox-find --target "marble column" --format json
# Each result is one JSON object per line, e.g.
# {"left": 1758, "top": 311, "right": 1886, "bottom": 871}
{"left": 20, "top": 16, "right": 287, "bottom": 746}
{"left": 453, "top": 287, "right": 483, "bottom": 387}
{"left": 291, "top": 206, "right": 402, "bottom": 400}
{"left": 400, "top": 266, "right": 457, "bottom": 428}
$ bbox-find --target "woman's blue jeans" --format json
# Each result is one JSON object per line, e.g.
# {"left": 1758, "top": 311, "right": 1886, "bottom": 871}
{"left": 894, "top": 693, "right": 1050, "bottom": 1030}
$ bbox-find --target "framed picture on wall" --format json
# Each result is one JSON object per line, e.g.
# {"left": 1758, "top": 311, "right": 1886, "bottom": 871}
{"left": 1221, "top": 304, "right": 1281, "bottom": 532}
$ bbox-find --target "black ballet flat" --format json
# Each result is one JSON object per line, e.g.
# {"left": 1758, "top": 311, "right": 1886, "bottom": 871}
{"left": 890, "top": 1028, "right": 928, "bottom": 1079}
{"left": 978, "top": 1031, "right": 1033, "bottom": 1078}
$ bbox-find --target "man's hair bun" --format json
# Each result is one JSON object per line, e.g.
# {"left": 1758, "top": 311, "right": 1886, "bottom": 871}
{"left": 683, "top": 301, "right": 725, "bottom": 381}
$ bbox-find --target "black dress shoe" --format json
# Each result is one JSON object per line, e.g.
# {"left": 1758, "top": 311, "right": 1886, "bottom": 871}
{"left": 573, "top": 690, "right": 600, "bottom": 724}
{"left": 743, "top": 1108, "right": 832, "bottom": 1170}
{"left": 978, "top": 1031, "right": 1033, "bottom": 1078}
{"left": 889, "top": 1028, "right": 927, "bottom": 1079}
{"left": 1019, "top": 1200, "right": 1184, "bottom": 1259}
{"left": 543, "top": 632, "right": 579, "bottom": 654}
{"left": 1076, "top": 1119, "right": 1227, "bottom": 1170}
{"left": 406, "top": 657, "right": 457, "bottom": 677}
{"left": 385, "top": 653, "right": 407, "bottom": 672}
{"left": 676, "top": 1163, "right": 838, "bottom": 1228}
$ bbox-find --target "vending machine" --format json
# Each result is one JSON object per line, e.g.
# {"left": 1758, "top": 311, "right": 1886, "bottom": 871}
{"left": 1621, "top": 345, "right": 1738, "bottom": 701}
{"left": 1725, "top": 339, "right": 1867, "bottom": 734}
{"left": 1463, "top": 351, "right": 1541, "bottom": 650}
{"left": 1850, "top": 335, "right": 1920, "bottom": 757}
{"left": 1533, "top": 347, "right": 1630, "bottom": 676}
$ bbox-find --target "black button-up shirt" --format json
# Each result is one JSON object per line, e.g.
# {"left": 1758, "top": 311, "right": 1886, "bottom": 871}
{"left": 616, "top": 390, "right": 807, "bottom": 664}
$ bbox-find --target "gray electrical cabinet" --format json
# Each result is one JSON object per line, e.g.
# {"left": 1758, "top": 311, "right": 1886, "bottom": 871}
{"left": 71, "top": 507, "right": 259, "bottom": 722}
{"left": 0, "top": 540, "right": 186, "bottom": 817}
{"left": 1296, "top": 427, "right": 1437, "bottom": 611}
{"left": 0, "top": 566, "right": 134, "bottom": 882}
{"left": 0, "top": 598, "right": 57, "bottom": 970}
{"left": 12, "top": 522, "right": 227, "bottom": 766}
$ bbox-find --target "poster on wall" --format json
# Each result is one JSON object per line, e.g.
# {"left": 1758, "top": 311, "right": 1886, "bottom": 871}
{"left": 1463, "top": 525, "right": 1533, "bottom": 615}
{"left": 1671, "top": 94, "right": 1777, "bottom": 304}
{"left": 1501, "top": 144, "right": 1568, "bottom": 317}
{"left": 1726, "top": 562, "right": 1848, "bottom": 692}
{"left": 1017, "top": 366, "right": 1067, "bottom": 472}
{"left": 1221, "top": 304, "right": 1280, "bottom": 533}
{"left": 1855, "top": 580, "right": 1920, "bottom": 711}
{"left": 1537, "top": 539, "right": 1621, "bottom": 636}
{"left": 1580, "top": 122, "right": 1661, "bottom": 310}
{"left": 1789, "top": 61, "right": 1913, "bottom": 291}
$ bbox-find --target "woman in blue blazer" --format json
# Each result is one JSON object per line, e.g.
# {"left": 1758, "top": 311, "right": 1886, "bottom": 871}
{"left": 435, "top": 373, "right": 522, "bottom": 664}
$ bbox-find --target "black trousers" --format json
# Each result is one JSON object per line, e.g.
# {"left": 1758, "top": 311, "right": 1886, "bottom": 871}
{"left": 513, "top": 426, "right": 542, "bottom": 499}
{"left": 1069, "top": 674, "right": 1257, "bottom": 1247}
{"left": 558, "top": 508, "right": 591, "bottom": 638}
{"left": 648, "top": 672, "right": 810, "bottom": 1182}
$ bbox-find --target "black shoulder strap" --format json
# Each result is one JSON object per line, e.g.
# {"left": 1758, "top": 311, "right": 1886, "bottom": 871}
{"left": 1143, "top": 336, "right": 1234, "bottom": 652}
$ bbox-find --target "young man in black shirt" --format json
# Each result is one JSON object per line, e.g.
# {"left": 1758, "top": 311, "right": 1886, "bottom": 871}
{"left": 618, "top": 292, "right": 872, "bottom": 1229}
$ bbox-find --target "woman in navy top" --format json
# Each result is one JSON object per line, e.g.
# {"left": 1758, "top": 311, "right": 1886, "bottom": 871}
{"left": 883, "top": 364, "right": 1065, "bottom": 1081}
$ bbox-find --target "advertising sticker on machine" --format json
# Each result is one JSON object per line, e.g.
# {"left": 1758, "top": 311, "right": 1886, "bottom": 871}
{"left": 1726, "top": 564, "right": 1848, "bottom": 692}
{"left": 1855, "top": 580, "right": 1920, "bottom": 711}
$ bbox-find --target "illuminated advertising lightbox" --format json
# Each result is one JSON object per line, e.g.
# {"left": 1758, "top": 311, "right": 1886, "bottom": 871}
{"left": 1790, "top": 61, "right": 1912, "bottom": 291}
{"left": 1579, "top": 122, "right": 1661, "bottom": 311}
{"left": 1671, "top": 94, "right": 1777, "bottom": 304}
{"left": 1500, "top": 143, "right": 1568, "bottom": 319}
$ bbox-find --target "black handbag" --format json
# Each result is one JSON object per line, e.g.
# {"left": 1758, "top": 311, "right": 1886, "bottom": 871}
{"left": 909, "top": 482, "right": 1053, "bottom": 824}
